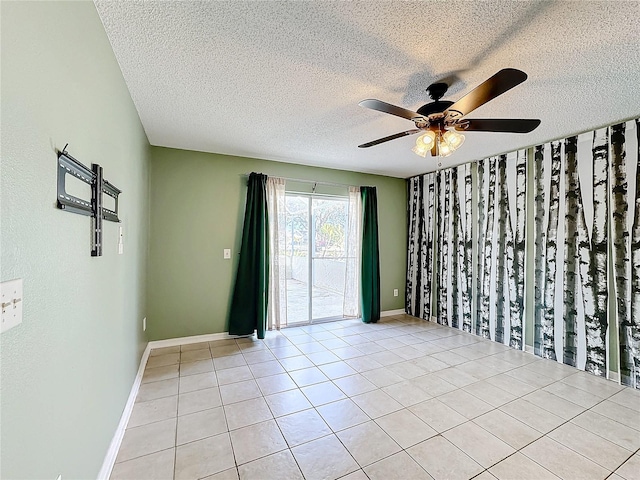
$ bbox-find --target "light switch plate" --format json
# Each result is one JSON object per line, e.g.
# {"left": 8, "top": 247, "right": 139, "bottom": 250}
{"left": 1, "top": 278, "right": 23, "bottom": 333}
{"left": 118, "top": 226, "right": 124, "bottom": 254}
{"left": 223, "top": 249, "right": 231, "bottom": 259}
{"left": 393, "top": 289, "right": 399, "bottom": 297}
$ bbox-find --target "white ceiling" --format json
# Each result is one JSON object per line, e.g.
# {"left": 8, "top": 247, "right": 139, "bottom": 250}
{"left": 94, "top": 1, "right": 640, "bottom": 178}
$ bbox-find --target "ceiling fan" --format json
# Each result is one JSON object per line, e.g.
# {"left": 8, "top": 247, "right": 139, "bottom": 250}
{"left": 358, "top": 68, "right": 541, "bottom": 158}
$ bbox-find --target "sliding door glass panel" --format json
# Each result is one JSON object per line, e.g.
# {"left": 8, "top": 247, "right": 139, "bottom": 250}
{"left": 285, "top": 195, "right": 309, "bottom": 325}
{"left": 311, "top": 198, "right": 348, "bottom": 321}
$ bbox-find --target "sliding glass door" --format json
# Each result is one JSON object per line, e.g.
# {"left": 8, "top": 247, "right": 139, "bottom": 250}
{"left": 285, "top": 195, "right": 310, "bottom": 324}
{"left": 285, "top": 194, "right": 348, "bottom": 325}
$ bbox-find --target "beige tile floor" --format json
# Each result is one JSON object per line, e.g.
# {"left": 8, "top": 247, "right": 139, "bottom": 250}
{"left": 110, "top": 315, "right": 640, "bottom": 480}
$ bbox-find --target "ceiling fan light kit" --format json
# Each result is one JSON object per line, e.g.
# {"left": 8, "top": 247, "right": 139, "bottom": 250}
{"left": 442, "top": 130, "right": 465, "bottom": 150}
{"left": 412, "top": 131, "right": 436, "bottom": 157}
{"left": 412, "top": 130, "right": 465, "bottom": 159}
{"left": 358, "top": 68, "right": 541, "bottom": 161}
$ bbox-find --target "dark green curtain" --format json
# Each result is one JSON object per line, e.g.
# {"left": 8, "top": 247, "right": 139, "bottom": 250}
{"left": 228, "top": 173, "right": 269, "bottom": 339}
{"left": 361, "top": 186, "right": 381, "bottom": 323}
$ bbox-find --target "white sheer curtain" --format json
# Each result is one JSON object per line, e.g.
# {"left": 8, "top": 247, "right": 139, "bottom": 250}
{"left": 266, "top": 177, "right": 287, "bottom": 330}
{"left": 344, "top": 186, "right": 362, "bottom": 317}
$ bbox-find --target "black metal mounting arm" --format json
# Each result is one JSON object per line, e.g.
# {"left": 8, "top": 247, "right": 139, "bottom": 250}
{"left": 56, "top": 146, "right": 122, "bottom": 256}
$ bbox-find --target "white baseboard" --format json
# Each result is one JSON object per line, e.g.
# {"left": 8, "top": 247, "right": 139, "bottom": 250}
{"left": 98, "top": 330, "right": 252, "bottom": 478}
{"left": 525, "top": 345, "right": 535, "bottom": 355}
{"left": 97, "top": 342, "right": 151, "bottom": 480}
{"left": 608, "top": 370, "right": 620, "bottom": 382}
{"left": 148, "top": 331, "right": 248, "bottom": 349}
{"left": 381, "top": 309, "right": 405, "bottom": 317}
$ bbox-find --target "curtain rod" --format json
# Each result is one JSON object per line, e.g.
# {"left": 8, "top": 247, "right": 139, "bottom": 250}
{"left": 240, "top": 174, "right": 352, "bottom": 189}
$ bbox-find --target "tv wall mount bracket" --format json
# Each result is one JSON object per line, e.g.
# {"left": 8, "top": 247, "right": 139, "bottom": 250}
{"left": 56, "top": 145, "right": 121, "bottom": 256}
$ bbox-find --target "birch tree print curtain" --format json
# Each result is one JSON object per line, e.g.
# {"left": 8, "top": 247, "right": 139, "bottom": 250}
{"left": 534, "top": 121, "right": 638, "bottom": 381}
{"left": 406, "top": 165, "right": 475, "bottom": 331}
{"left": 406, "top": 173, "right": 436, "bottom": 320}
{"left": 533, "top": 137, "right": 604, "bottom": 371}
{"left": 616, "top": 120, "right": 640, "bottom": 388}
{"left": 435, "top": 165, "right": 474, "bottom": 332}
{"left": 405, "top": 117, "right": 639, "bottom": 388}
{"left": 476, "top": 152, "right": 527, "bottom": 349}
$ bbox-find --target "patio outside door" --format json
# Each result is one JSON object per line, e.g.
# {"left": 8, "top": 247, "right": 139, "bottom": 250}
{"left": 284, "top": 194, "right": 348, "bottom": 325}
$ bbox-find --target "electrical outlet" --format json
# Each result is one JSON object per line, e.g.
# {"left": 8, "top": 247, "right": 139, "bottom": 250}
{"left": 223, "top": 249, "right": 231, "bottom": 259}
{"left": 143, "top": 317, "right": 146, "bottom": 332}
{"left": 393, "top": 288, "right": 399, "bottom": 297}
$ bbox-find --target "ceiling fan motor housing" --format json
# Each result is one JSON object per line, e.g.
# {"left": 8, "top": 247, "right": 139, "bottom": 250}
{"left": 416, "top": 100, "right": 454, "bottom": 117}
{"left": 426, "top": 82, "right": 449, "bottom": 101}
{"left": 415, "top": 101, "right": 456, "bottom": 130}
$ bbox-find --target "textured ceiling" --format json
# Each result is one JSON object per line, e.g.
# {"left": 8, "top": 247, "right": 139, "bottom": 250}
{"left": 94, "top": 1, "right": 640, "bottom": 178}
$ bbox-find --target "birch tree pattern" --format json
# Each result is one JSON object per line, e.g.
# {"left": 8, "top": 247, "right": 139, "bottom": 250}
{"left": 512, "top": 150, "right": 527, "bottom": 349}
{"left": 438, "top": 170, "right": 450, "bottom": 326}
{"left": 533, "top": 144, "right": 547, "bottom": 356}
{"left": 406, "top": 173, "right": 436, "bottom": 320}
{"left": 476, "top": 159, "right": 487, "bottom": 336}
{"left": 435, "top": 172, "right": 443, "bottom": 323}
{"left": 451, "top": 167, "right": 461, "bottom": 329}
{"left": 588, "top": 129, "right": 609, "bottom": 376}
{"left": 461, "top": 163, "right": 474, "bottom": 334}
{"left": 543, "top": 142, "right": 561, "bottom": 361}
{"left": 536, "top": 135, "right": 595, "bottom": 369}
{"left": 481, "top": 157, "right": 496, "bottom": 340}
{"left": 475, "top": 154, "right": 524, "bottom": 347}
{"left": 495, "top": 156, "right": 509, "bottom": 345}
{"left": 408, "top": 165, "right": 473, "bottom": 329}
{"left": 404, "top": 117, "right": 638, "bottom": 385}
{"left": 537, "top": 126, "right": 619, "bottom": 377}
{"left": 563, "top": 136, "right": 580, "bottom": 367}
{"left": 614, "top": 119, "right": 640, "bottom": 388}
{"left": 437, "top": 164, "right": 473, "bottom": 330}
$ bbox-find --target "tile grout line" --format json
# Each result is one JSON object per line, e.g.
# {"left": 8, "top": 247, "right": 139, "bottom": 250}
{"left": 121, "top": 316, "right": 638, "bottom": 480}
{"left": 119, "top": 368, "right": 630, "bottom": 478}
{"left": 243, "top": 321, "right": 499, "bottom": 477}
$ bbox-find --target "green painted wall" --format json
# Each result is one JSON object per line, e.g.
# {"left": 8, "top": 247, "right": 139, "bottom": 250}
{"left": 1, "top": 2, "right": 149, "bottom": 479}
{"left": 148, "top": 147, "right": 407, "bottom": 340}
